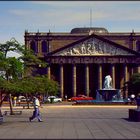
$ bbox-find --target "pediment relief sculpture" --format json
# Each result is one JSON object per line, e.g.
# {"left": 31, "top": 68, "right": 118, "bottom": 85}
{"left": 53, "top": 38, "right": 134, "bottom": 56}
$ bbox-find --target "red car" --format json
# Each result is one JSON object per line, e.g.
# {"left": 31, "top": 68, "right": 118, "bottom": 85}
{"left": 68, "top": 94, "right": 93, "bottom": 101}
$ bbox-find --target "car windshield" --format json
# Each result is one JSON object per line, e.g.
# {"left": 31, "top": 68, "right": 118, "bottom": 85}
{"left": 19, "top": 96, "right": 26, "bottom": 99}
{"left": 78, "top": 95, "right": 86, "bottom": 97}
{"left": 48, "top": 96, "right": 56, "bottom": 98}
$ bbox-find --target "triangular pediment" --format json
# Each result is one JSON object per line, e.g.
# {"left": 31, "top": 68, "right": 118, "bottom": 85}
{"left": 50, "top": 34, "right": 139, "bottom": 56}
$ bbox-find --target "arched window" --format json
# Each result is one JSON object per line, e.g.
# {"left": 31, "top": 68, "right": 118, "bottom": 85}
{"left": 41, "top": 41, "right": 49, "bottom": 53}
{"left": 30, "top": 41, "right": 38, "bottom": 53}
{"left": 136, "top": 41, "right": 140, "bottom": 52}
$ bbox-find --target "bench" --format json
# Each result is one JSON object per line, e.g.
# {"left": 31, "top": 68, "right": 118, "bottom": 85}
{"left": 22, "top": 103, "right": 33, "bottom": 109}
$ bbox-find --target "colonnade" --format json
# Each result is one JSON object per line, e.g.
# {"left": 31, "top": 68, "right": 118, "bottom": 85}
{"left": 46, "top": 63, "right": 135, "bottom": 99}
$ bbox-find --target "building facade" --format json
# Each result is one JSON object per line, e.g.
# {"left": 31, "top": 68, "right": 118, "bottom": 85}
{"left": 24, "top": 27, "right": 140, "bottom": 99}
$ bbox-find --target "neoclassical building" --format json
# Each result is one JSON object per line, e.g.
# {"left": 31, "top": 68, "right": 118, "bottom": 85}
{"left": 24, "top": 27, "right": 140, "bottom": 99}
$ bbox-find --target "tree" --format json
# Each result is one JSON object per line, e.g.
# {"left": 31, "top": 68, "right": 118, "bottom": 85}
{"left": 0, "top": 77, "right": 7, "bottom": 116}
{"left": 0, "top": 38, "right": 23, "bottom": 58}
{"left": 0, "top": 38, "right": 47, "bottom": 114}
{"left": 0, "top": 38, "right": 58, "bottom": 115}
{"left": 0, "top": 38, "right": 25, "bottom": 115}
{"left": 127, "top": 73, "right": 140, "bottom": 97}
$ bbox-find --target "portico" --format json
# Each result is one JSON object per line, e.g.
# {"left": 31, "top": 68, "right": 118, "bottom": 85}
{"left": 44, "top": 34, "right": 140, "bottom": 99}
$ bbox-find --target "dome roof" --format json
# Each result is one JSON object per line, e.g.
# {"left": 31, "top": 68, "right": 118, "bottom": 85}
{"left": 71, "top": 27, "right": 108, "bottom": 34}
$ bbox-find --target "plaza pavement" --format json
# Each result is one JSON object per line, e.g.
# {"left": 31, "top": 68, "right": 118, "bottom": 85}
{"left": 0, "top": 102, "right": 140, "bottom": 139}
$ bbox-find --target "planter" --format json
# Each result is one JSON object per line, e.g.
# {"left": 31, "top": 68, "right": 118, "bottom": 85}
{"left": 129, "top": 109, "right": 140, "bottom": 122}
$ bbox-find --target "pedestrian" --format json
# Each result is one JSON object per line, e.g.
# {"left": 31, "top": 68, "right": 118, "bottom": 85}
{"left": 17, "top": 96, "right": 21, "bottom": 106}
{"left": 130, "top": 94, "right": 135, "bottom": 104}
{"left": 29, "top": 96, "right": 43, "bottom": 122}
{"left": 136, "top": 93, "right": 140, "bottom": 111}
{"left": 65, "top": 95, "right": 67, "bottom": 101}
{"left": 13, "top": 96, "right": 17, "bottom": 106}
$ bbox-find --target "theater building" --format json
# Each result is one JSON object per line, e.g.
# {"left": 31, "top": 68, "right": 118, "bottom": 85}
{"left": 24, "top": 27, "right": 140, "bottom": 99}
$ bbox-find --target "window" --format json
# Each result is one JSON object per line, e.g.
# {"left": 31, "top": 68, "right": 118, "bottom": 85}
{"left": 136, "top": 41, "right": 140, "bottom": 52}
{"left": 30, "top": 41, "right": 38, "bottom": 53}
{"left": 41, "top": 41, "right": 49, "bottom": 53}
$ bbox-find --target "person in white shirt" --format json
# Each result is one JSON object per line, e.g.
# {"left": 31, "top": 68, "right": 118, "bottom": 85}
{"left": 29, "top": 96, "right": 43, "bottom": 122}
{"left": 130, "top": 94, "right": 135, "bottom": 104}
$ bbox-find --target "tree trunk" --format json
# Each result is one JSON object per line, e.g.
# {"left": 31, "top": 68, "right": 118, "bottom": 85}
{"left": 0, "top": 108, "right": 2, "bottom": 117}
{"left": 26, "top": 93, "right": 30, "bottom": 109}
{"left": 9, "top": 94, "right": 14, "bottom": 115}
{"left": 0, "top": 92, "right": 6, "bottom": 116}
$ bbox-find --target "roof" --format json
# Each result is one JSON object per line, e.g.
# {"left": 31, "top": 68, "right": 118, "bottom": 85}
{"left": 71, "top": 27, "right": 108, "bottom": 34}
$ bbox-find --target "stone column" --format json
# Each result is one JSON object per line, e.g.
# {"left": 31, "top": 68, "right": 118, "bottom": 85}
{"left": 38, "top": 40, "right": 41, "bottom": 53}
{"left": 60, "top": 64, "right": 64, "bottom": 99}
{"left": 85, "top": 64, "right": 89, "bottom": 97}
{"left": 124, "top": 65, "right": 129, "bottom": 83}
{"left": 47, "top": 66, "right": 51, "bottom": 80}
{"left": 72, "top": 64, "right": 77, "bottom": 97}
{"left": 133, "top": 40, "right": 136, "bottom": 51}
{"left": 38, "top": 40, "right": 42, "bottom": 56}
{"left": 124, "top": 64, "right": 128, "bottom": 99}
{"left": 98, "top": 64, "right": 102, "bottom": 89}
{"left": 130, "top": 67, "right": 134, "bottom": 77}
{"left": 137, "top": 66, "right": 140, "bottom": 73}
{"left": 26, "top": 40, "right": 30, "bottom": 50}
{"left": 111, "top": 64, "right": 115, "bottom": 89}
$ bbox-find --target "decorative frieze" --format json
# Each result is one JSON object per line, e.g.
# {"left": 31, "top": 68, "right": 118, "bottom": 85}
{"left": 53, "top": 38, "right": 134, "bottom": 56}
{"left": 46, "top": 56, "right": 140, "bottom": 64}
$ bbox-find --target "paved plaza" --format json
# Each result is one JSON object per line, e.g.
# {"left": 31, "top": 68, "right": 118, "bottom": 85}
{"left": 0, "top": 102, "right": 140, "bottom": 139}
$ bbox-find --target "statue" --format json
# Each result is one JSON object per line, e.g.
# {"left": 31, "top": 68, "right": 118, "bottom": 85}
{"left": 96, "top": 75, "right": 121, "bottom": 102}
{"left": 103, "top": 75, "right": 112, "bottom": 89}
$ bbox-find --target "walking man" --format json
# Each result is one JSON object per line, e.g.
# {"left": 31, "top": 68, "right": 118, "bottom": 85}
{"left": 29, "top": 96, "right": 43, "bottom": 122}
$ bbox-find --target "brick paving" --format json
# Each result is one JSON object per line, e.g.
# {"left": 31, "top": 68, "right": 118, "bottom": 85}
{"left": 0, "top": 102, "right": 140, "bottom": 139}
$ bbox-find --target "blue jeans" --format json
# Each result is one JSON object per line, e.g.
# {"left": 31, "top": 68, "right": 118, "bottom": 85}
{"left": 30, "top": 108, "right": 42, "bottom": 121}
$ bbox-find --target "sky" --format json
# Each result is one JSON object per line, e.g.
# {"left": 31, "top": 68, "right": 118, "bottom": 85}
{"left": 1, "top": 1, "right": 140, "bottom": 45}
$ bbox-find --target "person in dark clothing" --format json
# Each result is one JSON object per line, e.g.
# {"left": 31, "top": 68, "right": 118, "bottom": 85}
{"left": 136, "top": 93, "right": 140, "bottom": 111}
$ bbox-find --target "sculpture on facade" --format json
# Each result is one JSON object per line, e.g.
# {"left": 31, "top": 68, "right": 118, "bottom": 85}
{"left": 103, "top": 75, "right": 112, "bottom": 89}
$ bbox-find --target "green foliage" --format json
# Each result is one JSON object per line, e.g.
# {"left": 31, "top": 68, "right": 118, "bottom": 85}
{"left": 0, "top": 38, "right": 24, "bottom": 81}
{"left": 0, "top": 38, "right": 47, "bottom": 80}
{"left": 0, "top": 38, "right": 24, "bottom": 57}
{"left": 0, "top": 75, "right": 59, "bottom": 97}
{"left": 0, "top": 38, "right": 58, "bottom": 97}
{"left": 128, "top": 73, "right": 140, "bottom": 96}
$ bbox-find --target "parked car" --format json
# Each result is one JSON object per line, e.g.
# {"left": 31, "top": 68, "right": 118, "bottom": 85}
{"left": 47, "top": 96, "right": 62, "bottom": 103}
{"left": 18, "top": 96, "right": 27, "bottom": 102}
{"left": 68, "top": 94, "right": 93, "bottom": 101}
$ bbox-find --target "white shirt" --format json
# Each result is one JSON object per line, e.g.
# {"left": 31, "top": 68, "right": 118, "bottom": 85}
{"left": 131, "top": 94, "right": 135, "bottom": 99}
{"left": 34, "top": 98, "right": 40, "bottom": 108}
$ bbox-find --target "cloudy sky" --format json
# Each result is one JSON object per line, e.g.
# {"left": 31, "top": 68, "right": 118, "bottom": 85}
{"left": 1, "top": 1, "right": 140, "bottom": 44}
